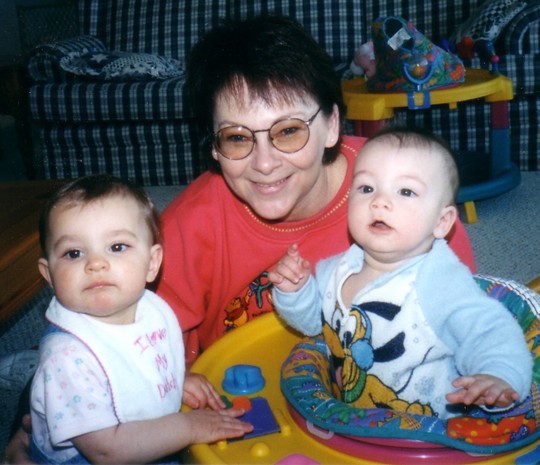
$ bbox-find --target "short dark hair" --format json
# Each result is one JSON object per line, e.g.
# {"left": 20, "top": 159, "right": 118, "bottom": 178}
{"left": 365, "top": 126, "right": 460, "bottom": 202}
{"left": 39, "top": 174, "right": 161, "bottom": 256}
{"left": 186, "top": 14, "right": 345, "bottom": 171}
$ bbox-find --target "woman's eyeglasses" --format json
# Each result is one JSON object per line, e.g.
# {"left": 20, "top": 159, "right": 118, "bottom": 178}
{"left": 213, "top": 108, "right": 321, "bottom": 160}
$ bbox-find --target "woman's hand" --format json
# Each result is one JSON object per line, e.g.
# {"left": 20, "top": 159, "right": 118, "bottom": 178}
{"left": 2, "top": 415, "right": 34, "bottom": 465}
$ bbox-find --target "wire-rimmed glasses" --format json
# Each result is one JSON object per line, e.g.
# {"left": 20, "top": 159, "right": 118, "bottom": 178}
{"left": 213, "top": 108, "right": 321, "bottom": 160}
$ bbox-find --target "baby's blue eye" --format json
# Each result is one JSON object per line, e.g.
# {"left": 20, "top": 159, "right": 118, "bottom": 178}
{"left": 110, "top": 243, "right": 128, "bottom": 253}
{"left": 359, "top": 185, "right": 373, "bottom": 194}
{"left": 399, "top": 189, "right": 416, "bottom": 197}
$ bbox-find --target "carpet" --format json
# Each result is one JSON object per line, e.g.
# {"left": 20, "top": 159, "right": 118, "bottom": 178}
{"left": 462, "top": 171, "right": 540, "bottom": 285}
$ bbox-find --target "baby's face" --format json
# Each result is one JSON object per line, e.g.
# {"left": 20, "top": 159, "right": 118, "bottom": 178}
{"left": 348, "top": 141, "right": 456, "bottom": 266}
{"left": 39, "top": 195, "right": 162, "bottom": 324}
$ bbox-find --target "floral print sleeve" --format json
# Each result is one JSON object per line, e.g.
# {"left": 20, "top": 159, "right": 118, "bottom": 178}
{"left": 31, "top": 332, "right": 119, "bottom": 448}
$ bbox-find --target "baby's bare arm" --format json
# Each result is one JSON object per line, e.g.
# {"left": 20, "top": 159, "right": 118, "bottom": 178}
{"left": 72, "top": 409, "right": 252, "bottom": 464}
{"left": 268, "top": 244, "right": 311, "bottom": 293}
{"left": 446, "top": 374, "right": 519, "bottom": 408}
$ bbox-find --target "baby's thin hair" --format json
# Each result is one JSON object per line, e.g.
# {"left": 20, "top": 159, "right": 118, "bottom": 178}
{"left": 39, "top": 174, "right": 161, "bottom": 256}
{"left": 366, "top": 126, "right": 460, "bottom": 202}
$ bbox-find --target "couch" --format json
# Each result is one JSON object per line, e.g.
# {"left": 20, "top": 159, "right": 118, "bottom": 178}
{"left": 25, "top": 0, "right": 540, "bottom": 186}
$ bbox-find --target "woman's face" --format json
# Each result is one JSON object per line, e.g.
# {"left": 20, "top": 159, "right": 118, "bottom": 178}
{"left": 212, "top": 87, "right": 340, "bottom": 222}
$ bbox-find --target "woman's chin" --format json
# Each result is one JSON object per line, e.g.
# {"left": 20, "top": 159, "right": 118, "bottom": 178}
{"left": 249, "top": 200, "right": 296, "bottom": 223}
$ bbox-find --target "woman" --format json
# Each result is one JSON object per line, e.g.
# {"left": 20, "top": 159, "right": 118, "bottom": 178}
{"left": 156, "top": 14, "right": 475, "bottom": 366}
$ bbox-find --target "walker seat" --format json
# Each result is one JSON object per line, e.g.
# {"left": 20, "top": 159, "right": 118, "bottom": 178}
{"left": 281, "top": 275, "right": 540, "bottom": 460}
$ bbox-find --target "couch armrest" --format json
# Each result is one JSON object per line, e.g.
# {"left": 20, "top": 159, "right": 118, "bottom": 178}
{"left": 27, "top": 35, "right": 106, "bottom": 82}
{"left": 501, "top": 0, "right": 540, "bottom": 54}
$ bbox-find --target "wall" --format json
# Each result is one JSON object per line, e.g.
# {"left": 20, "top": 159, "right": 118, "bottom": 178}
{"left": 0, "top": 0, "right": 78, "bottom": 64}
{"left": 0, "top": 0, "right": 22, "bottom": 62}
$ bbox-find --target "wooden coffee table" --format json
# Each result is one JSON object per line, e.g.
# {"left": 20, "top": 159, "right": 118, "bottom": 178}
{"left": 0, "top": 179, "right": 66, "bottom": 324}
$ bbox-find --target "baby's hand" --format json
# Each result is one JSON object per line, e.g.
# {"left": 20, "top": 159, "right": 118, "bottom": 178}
{"left": 183, "top": 372, "right": 225, "bottom": 411}
{"left": 446, "top": 374, "right": 519, "bottom": 408}
{"left": 268, "top": 244, "right": 311, "bottom": 293}
{"left": 185, "top": 408, "right": 253, "bottom": 444}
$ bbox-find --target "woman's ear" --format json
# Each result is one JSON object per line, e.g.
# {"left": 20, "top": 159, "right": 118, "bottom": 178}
{"left": 434, "top": 205, "right": 458, "bottom": 239}
{"left": 38, "top": 258, "right": 53, "bottom": 287}
{"left": 146, "top": 244, "right": 164, "bottom": 283}
{"left": 325, "top": 104, "right": 341, "bottom": 148}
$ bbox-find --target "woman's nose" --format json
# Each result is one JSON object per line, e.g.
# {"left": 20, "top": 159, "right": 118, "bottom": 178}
{"left": 250, "top": 135, "right": 282, "bottom": 174}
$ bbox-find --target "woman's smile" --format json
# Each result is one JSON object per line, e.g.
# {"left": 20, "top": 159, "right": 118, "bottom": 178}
{"left": 252, "top": 175, "right": 291, "bottom": 194}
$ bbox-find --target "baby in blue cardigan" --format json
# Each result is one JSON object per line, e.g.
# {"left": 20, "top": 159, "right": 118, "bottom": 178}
{"left": 269, "top": 127, "right": 531, "bottom": 418}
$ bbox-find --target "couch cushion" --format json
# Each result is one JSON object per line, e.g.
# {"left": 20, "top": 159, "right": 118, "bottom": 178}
{"left": 28, "top": 79, "right": 189, "bottom": 122}
{"left": 231, "top": 0, "right": 364, "bottom": 66}
{"left": 36, "top": 121, "right": 205, "bottom": 185}
{"left": 365, "top": 0, "right": 478, "bottom": 43}
{"left": 79, "top": 0, "right": 229, "bottom": 64}
{"left": 464, "top": 53, "right": 540, "bottom": 95}
{"left": 81, "top": 0, "right": 364, "bottom": 69}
